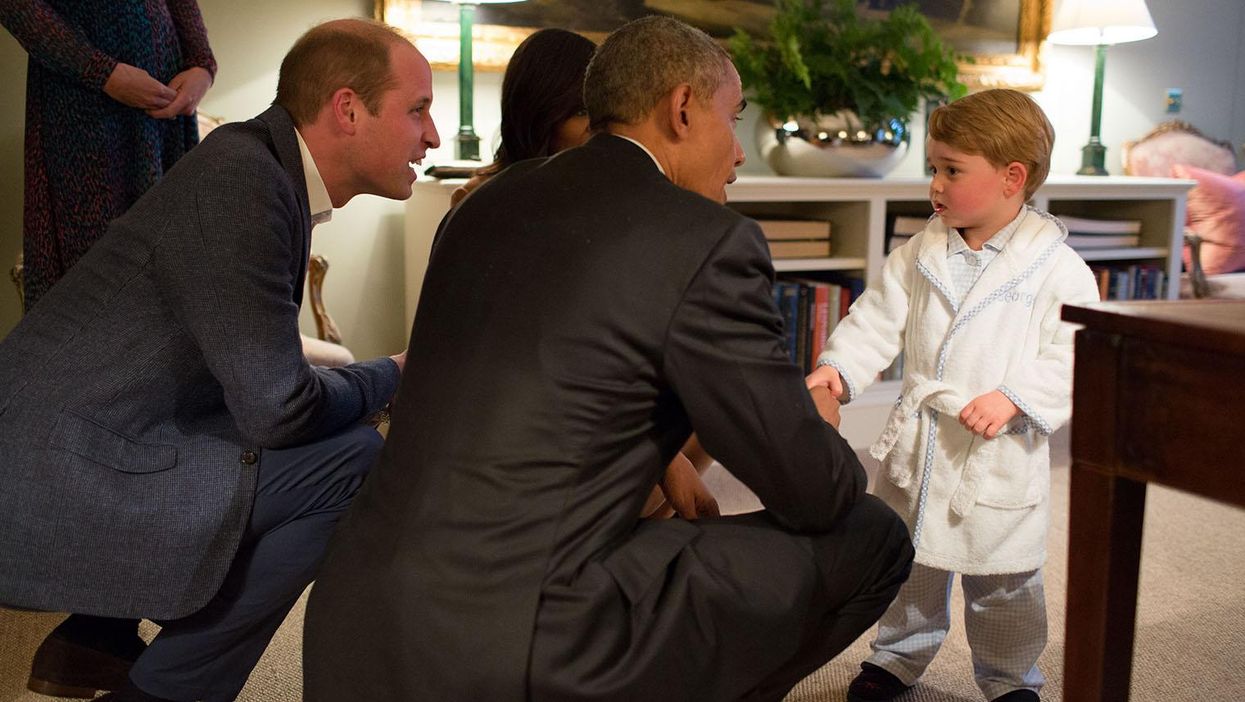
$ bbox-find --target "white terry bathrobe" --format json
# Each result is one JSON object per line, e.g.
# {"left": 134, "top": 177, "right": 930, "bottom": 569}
{"left": 819, "top": 207, "right": 1100, "bottom": 575}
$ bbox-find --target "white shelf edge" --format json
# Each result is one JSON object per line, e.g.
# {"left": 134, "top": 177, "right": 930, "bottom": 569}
{"left": 773, "top": 257, "right": 867, "bottom": 272}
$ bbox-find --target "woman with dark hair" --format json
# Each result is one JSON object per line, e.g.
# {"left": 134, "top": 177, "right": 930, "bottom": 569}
{"left": 451, "top": 28, "right": 596, "bottom": 205}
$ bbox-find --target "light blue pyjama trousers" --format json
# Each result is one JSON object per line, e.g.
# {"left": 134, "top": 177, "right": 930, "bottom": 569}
{"left": 865, "top": 562, "right": 1046, "bottom": 701}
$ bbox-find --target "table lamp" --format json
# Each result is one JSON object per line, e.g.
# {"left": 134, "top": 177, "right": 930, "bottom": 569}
{"left": 1047, "top": 0, "right": 1157, "bottom": 175}
{"left": 431, "top": 0, "right": 525, "bottom": 161}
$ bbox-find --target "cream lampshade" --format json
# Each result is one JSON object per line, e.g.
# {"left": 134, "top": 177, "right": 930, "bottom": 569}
{"left": 1047, "top": 0, "right": 1157, "bottom": 175}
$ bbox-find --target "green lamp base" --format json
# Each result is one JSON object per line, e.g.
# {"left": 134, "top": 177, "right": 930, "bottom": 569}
{"left": 1077, "top": 141, "right": 1108, "bottom": 176}
{"left": 456, "top": 126, "right": 481, "bottom": 162}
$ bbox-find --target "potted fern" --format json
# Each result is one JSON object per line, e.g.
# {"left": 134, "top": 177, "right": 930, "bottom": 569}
{"left": 730, "top": 0, "right": 967, "bottom": 177}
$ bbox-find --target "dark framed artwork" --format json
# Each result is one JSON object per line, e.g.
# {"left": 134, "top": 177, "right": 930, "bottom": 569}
{"left": 376, "top": 0, "right": 1051, "bottom": 90}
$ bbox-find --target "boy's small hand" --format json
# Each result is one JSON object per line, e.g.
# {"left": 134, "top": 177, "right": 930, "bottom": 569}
{"left": 805, "top": 364, "right": 843, "bottom": 399}
{"left": 959, "top": 390, "right": 1019, "bottom": 439}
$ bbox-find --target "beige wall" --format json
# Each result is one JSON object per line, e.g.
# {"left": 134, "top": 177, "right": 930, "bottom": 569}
{"left": 0, "top": 32, "right": 26, "bottom": 336}
{"left": 3, "top": 0, "right": 1245, "bottom": 353}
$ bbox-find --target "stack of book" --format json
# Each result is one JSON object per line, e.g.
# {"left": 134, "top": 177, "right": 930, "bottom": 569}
{"left": 1088, "top": 263, "right": 1167, "bottom": 300}
{"left": 1058, "top": 215, "right": 1142, "bottom": 250}
{"left": 771, "top": 274, "right": 866, "bottom": 373}
{"left": 886, "top": 214, "right": 929, "bottom": 253}
{"left": 757, "top": 219, "right": 832, "bottom": 259}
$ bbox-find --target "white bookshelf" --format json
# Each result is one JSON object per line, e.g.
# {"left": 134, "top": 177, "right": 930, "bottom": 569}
{"left": 405, "top": 174, "right": 1194, "bottom": 449}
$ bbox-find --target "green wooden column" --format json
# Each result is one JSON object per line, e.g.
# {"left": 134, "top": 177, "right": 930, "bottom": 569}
{"left": 456, "top": 2, "right": 481, "bottom": 161}
{"left": 1078, "top": 43, "right": 1109, "bottom": 176}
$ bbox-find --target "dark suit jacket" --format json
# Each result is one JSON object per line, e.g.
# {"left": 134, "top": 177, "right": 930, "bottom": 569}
{"left": 0, "top": 106, "right": 399, "bottom": 619}
{"left": 304, "top": 134, "right": 864, "bottom": 700}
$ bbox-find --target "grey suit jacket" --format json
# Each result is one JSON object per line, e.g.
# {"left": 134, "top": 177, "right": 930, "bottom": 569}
{"left": 0, "top": 105, "right": 399, "bottom": 619}
{"left": 304, "top": 134, "right": 865, "bottom": 701}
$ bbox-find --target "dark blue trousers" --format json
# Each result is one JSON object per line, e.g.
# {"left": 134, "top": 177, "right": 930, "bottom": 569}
{"left": 128, "top": 423, "right": 383, "bottom": 701}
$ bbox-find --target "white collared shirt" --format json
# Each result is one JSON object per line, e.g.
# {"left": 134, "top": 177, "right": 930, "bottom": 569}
{"left": 946, "top": 209, "right": 1026, "bottom": 304}
{"left": 295, "top": 129, "right": 333, "bottom": 227}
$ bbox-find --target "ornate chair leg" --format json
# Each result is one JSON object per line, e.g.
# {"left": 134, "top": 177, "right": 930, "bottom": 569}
{"left": 10, "top": 252, "right": 24, "bottom": 316}
{"left": 1185, "top": 233, "right": 1210, "bottom": 299}
{"left": 308, "top": 253, "right": 344, "bottom": 344}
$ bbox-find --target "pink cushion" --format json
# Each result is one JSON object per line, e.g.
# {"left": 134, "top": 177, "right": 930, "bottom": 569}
{"left": 1172, "top": 164, "right": 1245, "bottom": 275}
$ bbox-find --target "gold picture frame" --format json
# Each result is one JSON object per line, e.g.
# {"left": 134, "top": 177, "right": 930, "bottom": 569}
{"left": 955, "top": 0, "right": 1052, "bottom": 91}
{"left": 376, "top": 0, "right": 1053, "bottom": 91}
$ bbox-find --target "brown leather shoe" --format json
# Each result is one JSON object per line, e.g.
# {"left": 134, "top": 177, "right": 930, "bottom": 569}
{"left": 27, "top": 614, "right": 145, "bottom": 698}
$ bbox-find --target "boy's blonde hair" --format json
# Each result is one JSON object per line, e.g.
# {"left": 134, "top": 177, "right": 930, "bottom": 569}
{"left": 928, "top": 88, "right": 1054, "bottom": 200}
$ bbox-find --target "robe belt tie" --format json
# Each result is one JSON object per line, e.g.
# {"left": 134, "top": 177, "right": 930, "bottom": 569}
{"left": 868, "top": 377, "right": 999, "bottom": 518}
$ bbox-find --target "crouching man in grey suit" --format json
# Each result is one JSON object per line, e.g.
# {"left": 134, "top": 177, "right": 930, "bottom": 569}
{"left": 305, "top": 16, "right": 913, "bottom": 702}
{"left": 0, "top": 18, "right": 439, "bottom": 702}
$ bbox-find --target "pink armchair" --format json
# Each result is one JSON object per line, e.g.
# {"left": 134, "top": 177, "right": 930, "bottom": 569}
{"left": 1122, "top": 120, "right": 1245, "bottom": 298}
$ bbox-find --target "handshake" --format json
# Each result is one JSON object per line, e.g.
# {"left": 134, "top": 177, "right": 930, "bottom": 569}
{"left": 806, "top": 364, "right": 843, "bottom": 429}
{"left": 805, "top": 364, "right": 1020, "bottom": 439}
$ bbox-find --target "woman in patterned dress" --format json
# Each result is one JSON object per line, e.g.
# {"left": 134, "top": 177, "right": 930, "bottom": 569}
{"left": 1, "top": 0, "right": 215, "bottom": 309}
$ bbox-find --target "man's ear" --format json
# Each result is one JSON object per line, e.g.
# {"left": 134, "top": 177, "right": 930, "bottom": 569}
{"left": 330, "top": 87, "right": 361, "bottom": 135}
{"left": 1003, "top": 161, "right": 1029, "bottom": 199}
{"left": 664, "top": 83, "right": 695, "bottom": 140}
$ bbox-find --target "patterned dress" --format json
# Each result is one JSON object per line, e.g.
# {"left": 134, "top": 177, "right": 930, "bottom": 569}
{"left": 0, "top": 0, "right": 216, "bottom": 308}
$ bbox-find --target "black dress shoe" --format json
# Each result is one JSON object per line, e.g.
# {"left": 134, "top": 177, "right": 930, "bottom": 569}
{"left": 847, "top": 662, "right": 912, "bottom": 702}
{"left": 27, "top": 614, "right": 146, "bottom": 698}
{"left": 992, "top": 690, "right": 1040, "bottom": 702}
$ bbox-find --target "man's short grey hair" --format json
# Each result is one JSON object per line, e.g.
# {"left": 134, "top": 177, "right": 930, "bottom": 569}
{"left": 585, "top": 15, "right": 731, "bottom": 131}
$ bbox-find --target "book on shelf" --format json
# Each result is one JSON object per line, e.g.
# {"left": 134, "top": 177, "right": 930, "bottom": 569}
{"left": 772, "top": 276, "right": 863, "bottom": 373}
{"left": 785, "top": 278, "right": 838, "bottom": 367}
{"left": 766, "top": 239, "right": 832, "bottom": 258}
{"left": 1057, "top": 215, "right": 1142, "bottom": 235}
{"left": 886, "top": 214, "right": 928, "bottom": 254}
{"left": 757, "top": 219, "right": 832, "bottom": 260}
{"left": 890, "top": 215, "right": 930, "bottom": 236}
{"left": 795, "top": 284, "right": 810, "bottom": 370}
{"left": 757, "top": 219, "right": 832, "bottom": 240}
{"left": 886, "top": 233, "right": 914, "bottom": 253}
{"left": 774, "top": 282, "right": 801, "bottom": 364}
{"left": 820, "top": 272, "right": 865, "bottom": 318}
{"left": 1066, "top": 233, "right": 1142, "bottom": 249}
{"left": 1089, "top": 263, "right": 1167, "bottom": 301}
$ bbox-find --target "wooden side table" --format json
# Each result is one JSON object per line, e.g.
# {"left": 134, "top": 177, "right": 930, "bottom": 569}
{"left": 1061, "top": 300, "right": 1245, "bottom": 701}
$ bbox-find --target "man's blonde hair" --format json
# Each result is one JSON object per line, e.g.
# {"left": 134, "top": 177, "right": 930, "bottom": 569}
{"left": 276, "top": 19, "right": 412, "bottom": 126}
{"left": 928, "top": 89, "right": 1054, "bottom": 200}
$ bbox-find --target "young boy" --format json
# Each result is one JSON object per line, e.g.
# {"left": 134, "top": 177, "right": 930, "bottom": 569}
{"left": 805, "top": 89, "right": 1100, "bottom": 702}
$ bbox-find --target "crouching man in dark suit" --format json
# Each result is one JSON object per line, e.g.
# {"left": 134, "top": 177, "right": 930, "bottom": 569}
{"left": 0, "top": 18, "right": 439, "bottom": 702}
{"left": 304, "top": 15, "right": 913, "bottom": 702}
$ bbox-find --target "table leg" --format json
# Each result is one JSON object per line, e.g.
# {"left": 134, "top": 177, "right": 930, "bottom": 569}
{"left": 1063, "top": 464, "right": 1147, "bottom": 702}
